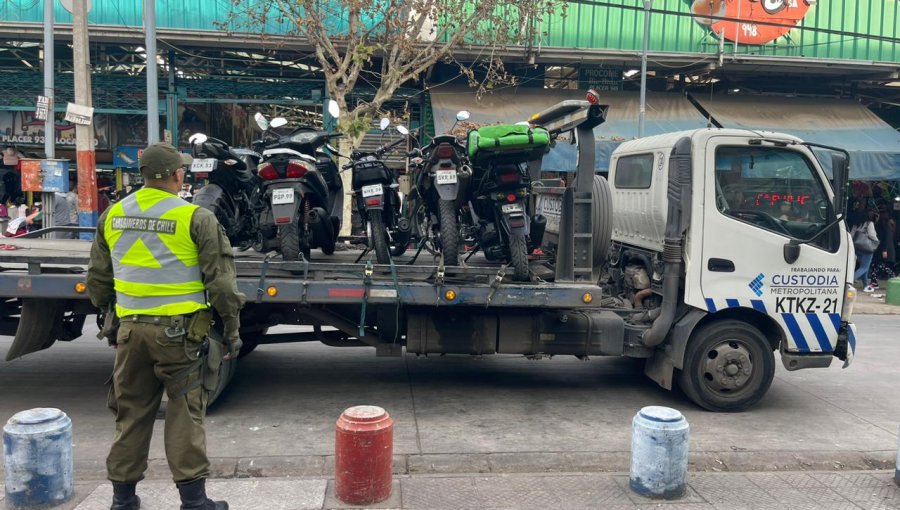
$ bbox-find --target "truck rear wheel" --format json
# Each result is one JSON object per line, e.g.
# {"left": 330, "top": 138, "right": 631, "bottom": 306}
{"left": 678, "top": 320, "right": 775, "bottom": 412}
{"left": 592, "top": 175, "right": 613, "bottom": 270}
{"left": 208, "top": 329, "right": 237, "bottom": 408}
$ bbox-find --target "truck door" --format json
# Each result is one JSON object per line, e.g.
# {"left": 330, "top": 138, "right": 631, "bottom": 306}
{"left": 699, "top": 137, "right": 849, "bottom": 355}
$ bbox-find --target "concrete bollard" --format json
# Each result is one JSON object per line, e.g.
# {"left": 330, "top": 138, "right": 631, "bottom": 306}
{"left": 335, "top": 405, "right": 393, "bottom": 505}
{"left": 3, "top": 408, "right": 73, "bottom": 508}
{"left": 630, "top": 406, "right": 690, "bottom": 499}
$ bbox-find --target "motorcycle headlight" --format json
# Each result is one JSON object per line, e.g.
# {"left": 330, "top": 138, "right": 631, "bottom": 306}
{"left": 841, "top": 283, "right": 856, "bottom": 321}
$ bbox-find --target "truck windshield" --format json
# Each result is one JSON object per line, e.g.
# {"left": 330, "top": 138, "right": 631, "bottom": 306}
{"left": 714, "top": 145, "right": 837, "bottom": 251}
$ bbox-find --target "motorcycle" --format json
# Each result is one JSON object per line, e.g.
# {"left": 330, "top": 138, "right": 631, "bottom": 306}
{"left": 188, "top": 133, "right": 262, "bottom": 250}
{"left": 461, "top": 122, "right": 551, "bottom": 281}
{"left": 344, "top": 117, "right": 411, "bottom": 264}
{"left": 462, "top": 123, "right": 550, "bottom": 281}
{"left": 253, "top": 111, "right": 343, "bottom": 261}
{"left": 407, "top": 110, "right": 472, "bottom": 267}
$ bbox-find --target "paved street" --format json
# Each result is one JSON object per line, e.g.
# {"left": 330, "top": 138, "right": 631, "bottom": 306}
{"left": 1, "top": 315, "right": 899, "bottom": 508}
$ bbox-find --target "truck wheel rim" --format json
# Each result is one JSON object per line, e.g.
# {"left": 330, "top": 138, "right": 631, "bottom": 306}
{"left": 701, "top": 340, "right": 754, "bottom": 393}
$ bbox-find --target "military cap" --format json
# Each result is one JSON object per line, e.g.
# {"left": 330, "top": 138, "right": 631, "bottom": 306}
{"left": 139, "top": 143, "right": 192, "bottom": 179}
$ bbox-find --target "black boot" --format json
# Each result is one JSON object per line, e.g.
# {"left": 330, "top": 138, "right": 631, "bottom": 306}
{"left": 110, "top": 482, "right": 141, "bottom": 510}
{"left": 176, "top": 478, "right": 228, "bottom": 510}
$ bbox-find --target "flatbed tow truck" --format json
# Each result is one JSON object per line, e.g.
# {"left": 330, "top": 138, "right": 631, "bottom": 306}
{"left": 0, "top": 98, "right": 858, "bottom": 411}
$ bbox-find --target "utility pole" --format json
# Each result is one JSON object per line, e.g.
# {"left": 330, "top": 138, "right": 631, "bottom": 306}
{"left": 144, "top": 0, "right": 159, "bottom": 144}
{"left": 42, "top": 0, "right": 56, "bottom": 232}
{"left": 72, "top": 0, "right": 99, "bottom": 233}
{"left": 639, "top": 0, "right": 651, "bottom": 138}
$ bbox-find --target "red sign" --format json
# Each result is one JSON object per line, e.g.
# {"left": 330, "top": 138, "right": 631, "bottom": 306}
{"left": 690, "top": 0, "right": 816, "bottom": 45}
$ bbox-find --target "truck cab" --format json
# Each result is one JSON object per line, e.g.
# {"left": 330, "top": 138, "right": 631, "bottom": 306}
{"left": 608, "top": 128, "right": 857, "bottom": 411}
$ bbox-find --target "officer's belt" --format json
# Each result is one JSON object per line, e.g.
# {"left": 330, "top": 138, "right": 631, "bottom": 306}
{"left": 119, "top": 314, "right": 192, "bottom": 326}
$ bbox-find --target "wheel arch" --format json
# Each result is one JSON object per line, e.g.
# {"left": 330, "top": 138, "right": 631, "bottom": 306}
{"left": 645, "top": 306, "right": 784, "bottom": 390}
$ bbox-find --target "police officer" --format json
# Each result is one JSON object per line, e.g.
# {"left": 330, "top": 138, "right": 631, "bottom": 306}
{"left": 87, "top": 143, "right": 246, "bottom": 510}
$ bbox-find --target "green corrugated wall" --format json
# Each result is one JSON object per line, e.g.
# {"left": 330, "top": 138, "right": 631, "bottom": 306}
{"left": 2, "top": 0, "right": 897, "bottom": 63}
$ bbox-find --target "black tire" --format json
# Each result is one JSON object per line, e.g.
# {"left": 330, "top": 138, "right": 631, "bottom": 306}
{"left": 320, "top": 217, "right": 337, "bottom": 255}
{"left": 237, "top": 340, "right": 258, "bottom": 359}
{"left": 207, "top": 329, "right": 237, "bottom": 408}
{"left": 278, "top": 222, "right": 301, "bottom": 261}
{"left": 677, "top": 320, "right": 775, "bottom": 412}
{"left": 509, "top": 234, "right": 529, "bottom": 281}
{"left": 592, "top": 175, "right": 613, "bottom": 270}
{"left": 193, "top": 184, "right": 236, "bottom": 243}
{"left": 5, "top": 299, "right": 62, "bottom": 361}
{"left": 438, "top": 199, "right": 459, "bottom": 266}
{"left": 368, "top": 210, "right": 390, "bottom": 264}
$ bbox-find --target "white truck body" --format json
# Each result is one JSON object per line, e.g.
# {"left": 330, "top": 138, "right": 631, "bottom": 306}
{"left": 609, "top": 128, "right": 857, "bottom": 394}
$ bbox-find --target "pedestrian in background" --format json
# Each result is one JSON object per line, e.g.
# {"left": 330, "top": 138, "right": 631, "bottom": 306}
{"left": 868, "top": 210, "right": 896, "bottom": 288}
{"left": 86, "top": 143, "right": 246, "bottom": 510}
{"left": 66, "top": 176, "right": 79, "bottom": 226}
{"left": 851, "top": 209, "right": 880, "bottom": 292}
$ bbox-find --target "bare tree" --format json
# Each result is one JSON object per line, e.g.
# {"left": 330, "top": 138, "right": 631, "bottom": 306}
{"left": 229, "top": 0, "right": 565, "bottom": 145}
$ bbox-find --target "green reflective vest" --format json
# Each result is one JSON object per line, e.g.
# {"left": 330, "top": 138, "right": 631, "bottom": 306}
{"left": 105, "top": 187, "right": 207, "bottom": 317}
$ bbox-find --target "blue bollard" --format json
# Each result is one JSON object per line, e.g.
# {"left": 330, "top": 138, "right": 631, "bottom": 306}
{"left": 630, "top": 406, "right": 690, "bottom": 499}
{"left": 3, "top": 408, "right": 73, "bottom": 508}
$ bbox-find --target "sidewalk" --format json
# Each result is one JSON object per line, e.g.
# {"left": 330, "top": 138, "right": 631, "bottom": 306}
{"left": 5, "top": 470, "right": 896, "bottom": 510}
{"left": 853, "top": 277, "right": 900, "bottom": 315}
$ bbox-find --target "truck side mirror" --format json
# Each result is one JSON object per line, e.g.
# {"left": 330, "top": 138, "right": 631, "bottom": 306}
{"left": 783, "top": 240, "right": 801, "bottom": 264}
{"left": 830, "top": 152, "right": 848, "bottom": 216}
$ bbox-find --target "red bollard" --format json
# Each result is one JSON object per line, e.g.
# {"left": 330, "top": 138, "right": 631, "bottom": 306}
{"left": 335, "top": 405, "right": 394, "bottom": 505}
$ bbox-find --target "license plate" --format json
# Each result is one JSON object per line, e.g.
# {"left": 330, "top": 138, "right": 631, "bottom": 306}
{"left": 435, "top": 170, "right": 457, "bottom": 185}
{"left": 501, "top": 203, "right": 524, "bottom": 214}
{"left": 271, "top": 188, "right": 295, "bottom": 205}
{"left": 361, "top": 184, "right": 383, "bottom": 198}
{"left": 190, "top": 158, "right": 217, "bottom": 173}
{"left": 535, "top": 195, "right": 562, "bottom": 234}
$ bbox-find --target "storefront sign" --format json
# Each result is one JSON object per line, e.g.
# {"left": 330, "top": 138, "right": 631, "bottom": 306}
{"left": 579, "top": 67, "right": 623, "bottom": 92}
{"left": 689, "top": 0, "right": 816, "bottom": 45}
{"left": 0, "top": 111, "right": 109, "bottom": 149}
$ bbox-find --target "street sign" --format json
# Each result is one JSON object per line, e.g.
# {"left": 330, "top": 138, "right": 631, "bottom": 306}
{"left": 59, "top": 0, "right": 92, "bottom": 14}
{"left": 35, "top": 96, "right": 51, "bottom": 121}
{"left": 64, "top": 102, "right": 94, "bottom": 126}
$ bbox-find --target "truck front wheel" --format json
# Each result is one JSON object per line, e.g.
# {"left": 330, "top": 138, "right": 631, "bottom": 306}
{"left": 678, "top": 320, "right": 775, "bottom": 412}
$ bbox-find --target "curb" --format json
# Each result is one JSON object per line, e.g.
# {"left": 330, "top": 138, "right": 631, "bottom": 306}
{"left": 55, "top": 450, "right": 897, "bottom": 482}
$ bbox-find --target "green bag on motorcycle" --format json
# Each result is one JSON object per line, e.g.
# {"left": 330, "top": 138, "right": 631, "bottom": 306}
{"left": 466, "top": 124, "right": 551, "bottom": 164}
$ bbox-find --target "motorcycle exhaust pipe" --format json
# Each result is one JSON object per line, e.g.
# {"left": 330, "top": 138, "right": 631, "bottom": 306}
{"left": 306, "top": 207, "right": 334, "bottom": 244}
{"left": 530, "top": 214, "right": 547, "bottom": 249}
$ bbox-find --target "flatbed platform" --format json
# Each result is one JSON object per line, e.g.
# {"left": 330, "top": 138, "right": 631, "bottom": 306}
{"left": 0, "top": 238, "right": 604, "bottom": 309}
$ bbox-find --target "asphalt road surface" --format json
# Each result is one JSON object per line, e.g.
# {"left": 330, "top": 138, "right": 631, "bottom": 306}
{"left": 0, "top": 315, "right": 897, "bottom": 480}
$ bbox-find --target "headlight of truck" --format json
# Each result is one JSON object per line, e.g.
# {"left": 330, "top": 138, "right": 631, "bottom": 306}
{"left": 841, "top": 283, "right": 856, "bottom": 321}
